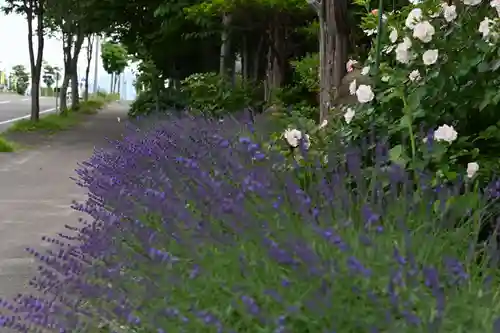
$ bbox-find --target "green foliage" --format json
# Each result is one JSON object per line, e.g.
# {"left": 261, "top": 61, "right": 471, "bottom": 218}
{"left": 11, "top": 64, "right": 30, "bottom": 95}
{"left": 128, "top": 89, "right": 188, "bottom": 118}
{"left": 180, "top": 72, "right": 254, "bottom": 117}
{"left": 339, "top": 0, "right": 500, "bottom": 187}
{"left": 101, "top": 41, "right": 128, "bottom": 76}
{"left": 42, "top": 62, "right": 60, "bottom": 88}
{"left": 0, "top": 137, "right": 15, "bottom": 152}
{"left": 290, "top": 53, "right": 319, "bottom": 93}
{"left": 74, "top": 98, "right": 106, "bottom": 114}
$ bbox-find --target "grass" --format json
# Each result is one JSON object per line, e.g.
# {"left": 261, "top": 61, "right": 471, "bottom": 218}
{"left": 0, "top": 136, "right": 15, "bottom": 152}
{"left": 7, "top": 112, "right": 82, "bottom": 133}
{"left": 74, "top": 99, "right": 106, "bottom": 115}
{"left": 7, "top": 96, "right": 109, "bottom": 134}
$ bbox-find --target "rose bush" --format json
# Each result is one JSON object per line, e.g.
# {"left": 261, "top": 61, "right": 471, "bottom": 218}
{"left": 341, "top": 0, "right": 500, "bottom": 186}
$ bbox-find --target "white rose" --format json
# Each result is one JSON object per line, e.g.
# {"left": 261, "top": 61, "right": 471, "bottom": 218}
{"left": 434, "top": 124, "right": 458, "bottom": 143}
{"left": 383, "top": 45, "right": 396, "bottom": 54}
{"left": 395, "top": 40, "right": 412, "bottom": 64}
{"left": 466, "top": 162, "right": 479, "bottom": 178}
{"left": 402, "top": 37, "right": 412, "bottom": 48}
{"left": 349, "top": 79, "right": 357, "bottom": 95}
{"left": 381, "top": 75, "right": 390, "bottom": 82}
{"left": 413, "top": 21, "right": 435, "bottom": 43}
{"left": 463, "top": 0, "right": 482, "bottom": 5}
{"left": 479, "top": 17, "right": 493, "bottom": 39}
{"left": 409, "top": 69, "right": 421, "bottom": 81}
{"left": 442, "top": 4, "right": 457, "bottom": 22}
{"left": 346, "top": 59, "right": 358, "bottom": 72}
{"left": 389, "top": 28, "right": 398, "bottom": 43}
{"left": 361, "top": 66, "right": 370, "bottom": 75}
{"left": 344, "top": 107, "right": 355, "bottom": 124}
{"left": 319, "top": 119, "right": 328, "bottom": 129}
{"left": 356, "top": 85, "right": 375, "bottom": 103}
{"left": 283, "top": 129, "right": 310, "bottom": 149}
{"left": 364, "top": 29, "right": 377, "bottom": 36}
{"left": 422, "top": 49, "right": 439, "bottom": 65}
{"left": 405, "top": 8, "right": 423, "bottom": 29}
{"left": 409, "top": 0, "right": 422, "bottom": 3}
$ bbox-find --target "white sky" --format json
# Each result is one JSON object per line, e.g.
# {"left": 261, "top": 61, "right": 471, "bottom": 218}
{"left": 0, "top": 4, "right": 138, "bottom": 99}
{"left": 0, "top": 11, "right": 94, "bottom": 75}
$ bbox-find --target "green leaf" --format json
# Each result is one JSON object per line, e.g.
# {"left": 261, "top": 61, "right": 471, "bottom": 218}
{"left": 389, "top": 144, "right": 407, "bottom": 165}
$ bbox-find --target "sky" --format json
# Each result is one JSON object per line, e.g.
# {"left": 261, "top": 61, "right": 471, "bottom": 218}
{"left": 0, "top": 6, "right": 137, "bottom": 100}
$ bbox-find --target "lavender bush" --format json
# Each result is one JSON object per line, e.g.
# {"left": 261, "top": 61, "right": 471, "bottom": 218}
{"left": 1, "top": 115, "right": 500, "bottom": 332}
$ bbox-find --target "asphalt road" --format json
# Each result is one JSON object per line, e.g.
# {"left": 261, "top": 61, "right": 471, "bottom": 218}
{"left": 0, "top": 93, "right": 58, "bottom": 132}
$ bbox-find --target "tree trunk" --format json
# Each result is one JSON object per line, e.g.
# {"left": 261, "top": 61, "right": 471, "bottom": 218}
{"left": 332, "top": 0, "right": 349, "bottom": 94}
{"left": 69, "top": 31, "right": 84, "bottom": 110}
{"left": 264, "top": 15, "right": 286, "bottom": 102}
{"left": 110, "top": 73, "right": 114, "bottom": 93}
{"left": 60, "top": 31, "right": 73, "bottom": 112}
{"left": 113, "top": 73, "right": 119, "bottom": 95}
{"left": 117, "top": 73, "right": 121, "bottom": 97}
{"left": 318, "top": 1, "right": 335, "bottom": 123}
{"left": 59, "top": 73, "right": 70, "bottom": 111}
{"left": 252, "top": 36, "right": 264, "bottom": 81}
{"left": 219, "top": 12, "right": 232, "bottom": 76}
{"left": 84, "top": 34, "right": 94, "bottom": 101}
{"left": 242, "top": 36, "right": 248, "bottom": 82}
{"left": 26, "top": 1, "right": 45, "bottom": 121}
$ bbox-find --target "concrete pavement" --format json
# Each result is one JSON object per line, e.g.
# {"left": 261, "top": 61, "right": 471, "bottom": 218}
{"left": 0, "top": 104, "right": 128, "bottom": 329}
{"left": 0, "top": 94, "right": 58, "bottom": 132}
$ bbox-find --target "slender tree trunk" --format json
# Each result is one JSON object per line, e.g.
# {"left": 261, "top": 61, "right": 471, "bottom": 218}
{"left": 252, "top": 36, "right": 263, "bottom": 80}
{"left": 116, "top": 73, "right": 121, "bottom": 97}
{"left": 27, "top": 1, "right": 45, "bottom": 121}
{"left": 60, "top": 73, "right": 70, "bottom": 111}
{"left": 60, "top": 31, "right": 73, "bottom": 112}
{"left": 332, "top": 0, "right": 349, "bottom": 94}
{"left": 318, "top": 0, "right": 335, "bottom": 123}
{"left": 71, "top": 31, "right": 85, "bottom": 110}
{"left": 113, "top": 73, "right": 119, "bottom": 95}
{"left": 84, "top": 34, "right": 94, "bottom": 101}
{"left": 242, "top": 36, "right": 248, "bottom": 81}
{"left": 219, "top": 12, "right": 232, "bottom": 76}
{"left": 109, "top": 73, "right": 114, "bottom": 93}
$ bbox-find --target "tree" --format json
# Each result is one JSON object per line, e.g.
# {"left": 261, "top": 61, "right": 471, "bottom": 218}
{"left": 45, "top": 0, "right": 110, "bottom": 110}
{"left": 3, "top": 0, "right": 47, "bottom": 121}
{"left": 307, "top": 0, "right": 350, "bottom": 122}
{"left": 42, "top": 61, "right": 56, "bottom": 88}
{"left": 100, "top": 41, "right": 128, "bottom": 94}
{"left": 83, "top": 34, "right": 95, "bottom": 101}
{"left": 11, "top": 64, "right": 30, "bottom": 95}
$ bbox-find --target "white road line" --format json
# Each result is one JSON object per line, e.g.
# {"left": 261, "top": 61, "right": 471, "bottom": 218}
{"left": 0, "top": 108, "right": 57, "bottom": 125}
{"left": 21, "top": 98, "right": 29, "bottom": 102}
{"left": 0, "top": 101, "right": 10, "bottom": 104}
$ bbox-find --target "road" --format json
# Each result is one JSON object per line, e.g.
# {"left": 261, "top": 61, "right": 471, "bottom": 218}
{"left": 0, "top": 93, "right": 58, "bottom": 132}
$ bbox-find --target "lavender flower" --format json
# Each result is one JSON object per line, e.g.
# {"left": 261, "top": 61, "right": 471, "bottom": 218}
{"left": 0, "top": 115, "right": 496, "bottom": 332}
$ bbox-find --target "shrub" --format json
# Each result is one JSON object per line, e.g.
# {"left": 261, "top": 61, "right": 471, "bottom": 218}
{"left": 2, "top": 116, "right": 500, "bottom": 332}
{"left": 74, "top": 99, "right": 106, "bottom": 114}
{"left": 181, "top": 72, "right": 254, "bottom": 117}
{"left": 128, "top": 89, "right": 187, "bottom": 118}
{"left": 340, "top": 0, "right": 500, "bottom": 187}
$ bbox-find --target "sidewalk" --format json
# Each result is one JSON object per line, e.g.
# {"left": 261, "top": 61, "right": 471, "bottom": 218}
{"left": 0, "top": 103, "right": 129, "bottom": 304}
